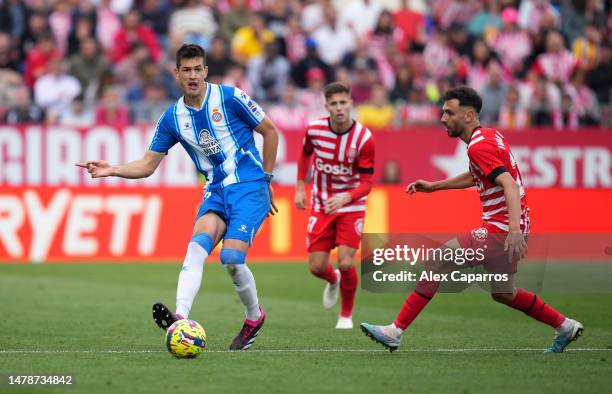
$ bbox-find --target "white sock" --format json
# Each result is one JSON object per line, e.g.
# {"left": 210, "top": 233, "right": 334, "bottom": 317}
{"left": 176, "top": 242, "right": 208, "bottom": 318}
{"left": 225, "top": 264, "right": 261, "bottom": 321}
{"left": 389, "top": 323, "right": 404, "bottom": 338}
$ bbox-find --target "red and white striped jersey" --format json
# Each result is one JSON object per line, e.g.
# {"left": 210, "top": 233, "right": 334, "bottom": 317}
{"left": 303, "top": 117, "right": 375, "bottom": 213}
{"left": 534, "top": 50, "right": 578, "bottom": 84}
{"left": 467, "top": 127, "right": 530, "bottom": 233}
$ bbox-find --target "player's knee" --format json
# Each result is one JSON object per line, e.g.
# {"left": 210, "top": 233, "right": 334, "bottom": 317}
{"left": 338, "top": 256, "right": 354, "bottom": 271}
{"left": 220, "top": 248, "right": 246, "bottom": 266}
{"left": 308, "top": 254, "right": 327, "bottom": 274}
{"left": 491, "top": 292, "right": 514, "bottom": 305}
{"left": 338, "top": 253, "right": 355, "bottom": 271}
{"left": 309, "top": 262, "right": 325, "bottom": 276}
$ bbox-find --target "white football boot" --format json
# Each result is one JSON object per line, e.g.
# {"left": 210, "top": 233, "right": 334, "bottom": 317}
{"left": 323, "top": 269, "right": 340, "bottom": 309}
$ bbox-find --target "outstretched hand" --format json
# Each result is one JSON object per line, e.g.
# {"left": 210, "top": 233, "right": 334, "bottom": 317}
{"left": 75, "top": 161, "right": 113, "bottom": 178}
{"left": 406, "top": 179, "right": 436, "bottom": 194}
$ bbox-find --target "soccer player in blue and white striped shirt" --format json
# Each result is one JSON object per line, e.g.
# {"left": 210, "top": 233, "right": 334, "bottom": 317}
{"left": 77, "top": 44, "right": 279, "bottom": 350}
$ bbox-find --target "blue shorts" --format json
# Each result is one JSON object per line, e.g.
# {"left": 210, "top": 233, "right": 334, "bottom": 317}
{"left": 196, "top": 179, "right": 270, "bottom": 245}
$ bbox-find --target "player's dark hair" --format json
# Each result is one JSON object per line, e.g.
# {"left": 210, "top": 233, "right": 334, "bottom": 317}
{"left": 442, "top": 86, "right": 482, "bottom": 113}
{"left": 323, "top": 81, "right": 351, "bottom": 99}
{"left": 176, "top": 44, "right": 207, "bottom": 68}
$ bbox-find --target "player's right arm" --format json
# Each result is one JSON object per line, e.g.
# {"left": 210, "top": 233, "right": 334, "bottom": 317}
{"left": 76, "top": 150, "right": 165, "bottom": 179}
{"left": 77, "top": 110, "right": 177, "bottom": 179}
{"left": 407, "top": 171, "right": 474, "bottom": 194}
{"left": 295, "top": 131, "right": 314, "bottom": 209}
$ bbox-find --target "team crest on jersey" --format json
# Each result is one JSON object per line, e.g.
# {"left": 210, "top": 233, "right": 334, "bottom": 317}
{"left": 471, "top": 227, "right": 488, "bottom": 242}
{"left": 198, "top": 129, "right": 222, "bottom": 156}
{"left": 212, "top": 108, "right": 223, "bottom": 122}
{"left": 354, "top": 218, "right": 364, "bottom": 236}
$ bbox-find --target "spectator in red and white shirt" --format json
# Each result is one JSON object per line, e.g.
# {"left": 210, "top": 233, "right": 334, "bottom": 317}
{"left": 533, "top": 30, "right": 579, "bottom": 84}
{"left": 490, "top": 8, "right": 531, "bottom": 76}
{"left": 49, "top": 0, "right": 72, "bottom": 55}
{"left": 564, "top": 69, "right": 600, "bottom": 126}
{"left": 96, "top": 0, "right": 121, "bottom": 53}
{"left": 467, "top": 39, "right": 496, "bottom": 93}
{"left": 284, "top": 15, "right": 307, "bottom": 63}
{"left": 432, "top": 0, "right": 481, "bottom": 31}
{"left": 423, "top": 28, "right": 458, "bottom": 80}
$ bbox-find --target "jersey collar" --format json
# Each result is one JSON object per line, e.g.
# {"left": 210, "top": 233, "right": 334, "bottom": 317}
{"left": 467, "top": 125, "right": 481, "bottom": 143}
{"left": 327, "top": 117, "right": 355, "bottom": 135}
{"left": 183, "top": 82, "right": 210, "bottom": 112}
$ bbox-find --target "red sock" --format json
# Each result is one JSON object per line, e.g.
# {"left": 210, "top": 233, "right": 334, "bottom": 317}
{"left": 393, "top": 291, "right": 432, "bottom": 330}
{"left": 509, "top": 288, "right": 565, "bottom": 328}
{"left": 339, "top": 266, "right": 357, "bottom": 317}
{"left": 312, "top": 263, "right": 338, "bottom": 284}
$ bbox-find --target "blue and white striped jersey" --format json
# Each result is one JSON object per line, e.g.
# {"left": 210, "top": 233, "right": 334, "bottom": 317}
{"left": 149, "top": 83, "right": 266, "bottom": 191}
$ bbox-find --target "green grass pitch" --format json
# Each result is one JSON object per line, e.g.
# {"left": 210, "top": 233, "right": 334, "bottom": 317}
{"left": 1, "top": 263, "right": 611, "bottom": 393}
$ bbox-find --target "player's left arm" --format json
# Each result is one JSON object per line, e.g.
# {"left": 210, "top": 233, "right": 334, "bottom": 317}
{"left": 324, "top": 135, "right": 375, "bottom": 214}
{"left": 494, "top": 172, "right": 528, "bottom": 262}
{"left": 231, "top": 87, "right": 279, "bottom": 215}
{"left": 254, "top": 116, "right": 280, "bottom": 215}
{"left": 469, "top": 141, "right": 527, "bottom": 262}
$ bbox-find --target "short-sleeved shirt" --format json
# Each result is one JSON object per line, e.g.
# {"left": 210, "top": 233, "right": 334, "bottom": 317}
{"left": 149, "top": 83, "right": 266, "bottom": 191}
{"left": 303, "top": 117, "right": 375, "bottom": 213}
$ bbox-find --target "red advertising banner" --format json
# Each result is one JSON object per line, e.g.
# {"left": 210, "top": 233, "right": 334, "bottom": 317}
{"left": 1, "top": 186, "right": 610, "bottom": 263}
{"left": 282, "top": 128, "right": 612, "bottom": 188}
{"left": 1, "top": 125, "right": 611, "bottom": 188}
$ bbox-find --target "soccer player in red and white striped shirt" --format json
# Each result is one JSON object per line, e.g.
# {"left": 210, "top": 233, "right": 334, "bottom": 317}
{"left": 295, "top": 81, "right": 375, "bottom": 329}
{"left": 361, "top": 87, "right": 583, "bottom": 353}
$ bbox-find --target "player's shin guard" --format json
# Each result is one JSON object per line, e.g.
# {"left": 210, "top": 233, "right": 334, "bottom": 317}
{"left": 509, "top": 288, "right": 565, "bottom": 328}
{"left": 393, "top": 291, "right": 433, "bottom": 330}
{"left": 312, "top": 263, "right": 339, "bottom": 284}
{"left": 222, "top": 249, "right": 261, "bottom": 322}
{"left": 176, "top": 233, "right": 213, "bottom": 318}
{"left": 339, "top": 266, "right": 357, "bottom": 317}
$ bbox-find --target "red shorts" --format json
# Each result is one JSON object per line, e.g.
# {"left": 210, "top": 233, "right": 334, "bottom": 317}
{"left": 306, "top": 211, "right": 365, "bottom": 252}
{"left": 457, "top": 222, "right": 527, "bottom": 274}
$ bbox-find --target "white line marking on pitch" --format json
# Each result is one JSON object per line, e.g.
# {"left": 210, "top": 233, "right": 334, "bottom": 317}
{"left": 0, "top": 348, "right": 610, "bottom": 354}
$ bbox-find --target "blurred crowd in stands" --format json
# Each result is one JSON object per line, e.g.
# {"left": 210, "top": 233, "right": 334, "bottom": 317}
{"left": 0, "top": 0, "right": 611, "bottom": 130}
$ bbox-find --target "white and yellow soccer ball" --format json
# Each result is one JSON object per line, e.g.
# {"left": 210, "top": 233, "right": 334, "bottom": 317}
{"left": 165, "top": 319, "right": 207, "bottom": 358}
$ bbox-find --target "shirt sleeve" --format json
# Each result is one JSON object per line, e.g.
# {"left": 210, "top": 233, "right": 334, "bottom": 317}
{"left": 467, "top": 140, "right": 507, "bottom": 181}
{"left": 303, "top": 129, "right": 314, "bottom": 155}
{"left": 297, "top": 130, "right": 313, "bottom": 181}
{"left": 347, "top": 134, "right": 375, "bottom": 201}
{"left": 231, "top": 87, "right": 266, "bottom": 129}
{"left": 357, "top": 133, "right": 375, "bottom": 173}
{"left": 148, "top": 111, "right": 178, "bottom": 154}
